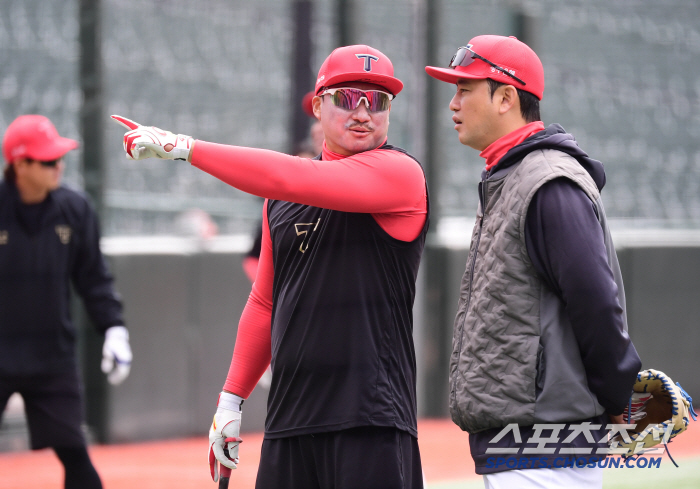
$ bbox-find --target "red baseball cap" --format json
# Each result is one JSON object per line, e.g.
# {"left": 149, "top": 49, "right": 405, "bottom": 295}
{"left": 3, "top": 115, "right": 78, "bottom": 164}
{"left": 315, "top": 45, "right": 403, "bottom": 96}
{"left": 425, "top": 35, "right": 544, "bottom": 100}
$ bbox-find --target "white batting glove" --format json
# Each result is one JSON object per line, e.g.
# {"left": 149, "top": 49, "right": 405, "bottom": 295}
{"left": 101, "top": 326, "right": 132, "bottom": 385}
{"left": 208, "top": 392, "right": 244, "bottom": 482}
{"left": 111, "top": 115, "right": 193, "bottom": 161}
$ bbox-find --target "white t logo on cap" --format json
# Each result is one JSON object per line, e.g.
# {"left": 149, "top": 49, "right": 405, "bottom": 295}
{"left": 356, "top": 54, "right": 379, "bottom": 72}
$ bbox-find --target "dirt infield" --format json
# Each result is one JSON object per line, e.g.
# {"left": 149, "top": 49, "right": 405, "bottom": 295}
{"left": 0, "top": 418, "right": 697, "bottom": 489}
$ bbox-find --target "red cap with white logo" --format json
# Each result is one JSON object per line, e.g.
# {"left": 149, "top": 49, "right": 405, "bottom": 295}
{"left": 3, "top": 115, "right": 79, "bottom": 164}
{"left": 425, "top": 35, "right": 544, "bottom": 100}
{"left": 315, "top": 45, "right": 404, "bottom": 96}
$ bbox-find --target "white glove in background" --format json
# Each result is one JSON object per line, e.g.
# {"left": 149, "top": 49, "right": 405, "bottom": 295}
{"left": 208, "top": 392, "right": 244, "bottom": 481}
{"left": 111, "top": 115, "right": 193, "bottom": 161}
{"left": 101, "top": 326, "right": 132, "bottom": 385}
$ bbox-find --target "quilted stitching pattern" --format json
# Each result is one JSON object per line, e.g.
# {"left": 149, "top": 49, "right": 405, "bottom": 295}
{"left": 450, "top": 150, "right": 600, "bottom": 433}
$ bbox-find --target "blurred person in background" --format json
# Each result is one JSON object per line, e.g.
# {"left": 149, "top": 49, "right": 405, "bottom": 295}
{"left": 114, "top": 44, "right": 428, "bottom": 489}
{"left": 425, "top": 35, "right": 641, "bottom": 489}
{"left": 176, "top": 208, "right": 219, "bottom": 241}
{"left": 242, "top": 221, "right": 263, "bottom": 283}
{"left": 296, "top": 90, "right": 325, "bottom": 158}
{"left": 0, "top": 115, "right": 132, "bottom": 489}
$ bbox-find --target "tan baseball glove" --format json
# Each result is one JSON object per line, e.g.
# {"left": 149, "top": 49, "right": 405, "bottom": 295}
{"left": 611, "top": 369, "right": 696, "bottom": 459}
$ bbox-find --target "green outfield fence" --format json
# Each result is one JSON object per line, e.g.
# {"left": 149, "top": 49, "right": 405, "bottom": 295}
{"left": 1, "top": 0, "right": 699, "bottom": 234}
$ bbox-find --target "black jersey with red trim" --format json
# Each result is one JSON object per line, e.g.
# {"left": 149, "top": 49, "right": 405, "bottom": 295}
{"left": 263, "top": 145, "right": 428, "bottom": 439}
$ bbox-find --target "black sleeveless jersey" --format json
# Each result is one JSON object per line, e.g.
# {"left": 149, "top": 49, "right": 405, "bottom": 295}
{"left": 263, "top": 144, "right": 429, "bottom": 439}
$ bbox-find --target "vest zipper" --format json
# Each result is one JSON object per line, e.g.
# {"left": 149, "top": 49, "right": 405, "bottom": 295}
{"left": 455, "top": 181, "right": 487, "bottom": 360}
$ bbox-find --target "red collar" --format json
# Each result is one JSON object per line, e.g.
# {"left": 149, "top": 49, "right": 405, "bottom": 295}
{"left": 321, "top": 141, "right": 345, "bottom": 161}
{"left": 480, "top": 121, "right": 545, "bottom": 171}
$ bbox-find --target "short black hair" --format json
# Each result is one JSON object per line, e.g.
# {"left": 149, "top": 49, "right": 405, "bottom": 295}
{"left": 486, "top": 79, "right": 541, "bottom": 123}
{"left": 3, "top": 164, "right": 15, "bottom": 183}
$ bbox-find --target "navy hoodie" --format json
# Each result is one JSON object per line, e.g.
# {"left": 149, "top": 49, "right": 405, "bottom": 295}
{"left": 469, "top": 124, "right": 641, "bottom": 474}
{"left": 0, "top": 180, "right": 124, "bottom": 376}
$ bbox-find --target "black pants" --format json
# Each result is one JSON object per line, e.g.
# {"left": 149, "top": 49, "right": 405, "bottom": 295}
{"left": 0, "top": 368, "right": 102, "bottom": 488}
{"left": 256, "top": 426, "right": 424, "bottom": 489}
{"left": 0, "top": 368, "right": 85, "bottom": 449}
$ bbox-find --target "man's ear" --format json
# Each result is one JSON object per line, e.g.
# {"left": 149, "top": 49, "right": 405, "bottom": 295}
{"left": 497, "top": 85, "right": 519, "bottom": 115}
{"left": 312, "top": 95, "right": 322, "bottom": 120}
{"left": 13, "top": 158, "right": 29, "bottom": 172}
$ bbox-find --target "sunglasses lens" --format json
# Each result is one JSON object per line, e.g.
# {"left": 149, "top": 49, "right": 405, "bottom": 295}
{"left": 40, "top": 159, "right": 58, "bottom": 167}
{"left": 329, "top": 89, "right": 391, "bottom": 112}
{"left": 372, "top": 92, "right": 392, "bottom": 111}
{"left": 363, "top": 91, "right": 391, "bottom": 111}
{"left": 449, "top": 47, "right": 475, "bottom": 68}
{"left": 329, "top": 89, "right": 354, "bottom": 110}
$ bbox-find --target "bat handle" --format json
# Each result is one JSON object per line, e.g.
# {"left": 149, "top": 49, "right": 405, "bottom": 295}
{"left": 218, "top": 465, "right": 232, "bottom": 489}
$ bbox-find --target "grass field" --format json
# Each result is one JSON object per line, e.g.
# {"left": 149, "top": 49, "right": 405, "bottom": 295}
{"left": 0, "top": 418, "right": 697, "bottom": 488}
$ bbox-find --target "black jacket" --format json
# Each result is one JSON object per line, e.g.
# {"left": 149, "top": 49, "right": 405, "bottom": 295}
{"left": 0, "top": 180, "right": 124, "bottom": 376}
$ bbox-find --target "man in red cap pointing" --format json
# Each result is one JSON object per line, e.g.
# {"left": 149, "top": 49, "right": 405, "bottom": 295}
{"left": 426, "top": 35, "right": 640, "bottom": 488}
{"left": 0, "top": 115, "right": 131, "bottom": 489}
{"left": 114, "top": 44, "right": 427, "bottom": 488}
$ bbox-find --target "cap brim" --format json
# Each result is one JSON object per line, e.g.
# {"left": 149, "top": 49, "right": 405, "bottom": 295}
{"left": 319, "top": 72, "right": 404, "bottom": 96}
{"left": 29, "top": 137, "right": 79, "bottom": 161}
{"left": 425, "top": 65, "right": 487, "bottom": 84}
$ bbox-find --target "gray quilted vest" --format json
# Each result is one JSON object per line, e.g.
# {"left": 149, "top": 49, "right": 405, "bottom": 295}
{"left": 450, "top": 148, "right": 626, "bottom": 434}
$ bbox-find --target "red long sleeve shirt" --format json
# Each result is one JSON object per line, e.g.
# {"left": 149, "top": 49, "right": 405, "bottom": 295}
{"left": 190, "top": 141, "right": 428, "bottom": 397}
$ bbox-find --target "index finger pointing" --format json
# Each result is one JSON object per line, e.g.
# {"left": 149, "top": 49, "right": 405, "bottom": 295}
{"left": 111, "top": 114, "right": 141, "bottom": 130}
